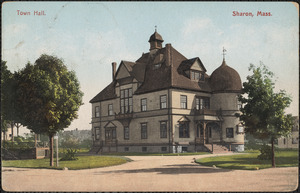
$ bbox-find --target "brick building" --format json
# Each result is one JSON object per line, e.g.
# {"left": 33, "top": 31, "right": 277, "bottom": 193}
{"left": 90, "top": 30, "right": 245, "bottom": 153}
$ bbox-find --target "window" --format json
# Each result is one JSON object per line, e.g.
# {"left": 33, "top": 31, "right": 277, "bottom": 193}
{"left": 201, "top": 97, "right": 210, "bottom": 109}
{"left": 200, "top": 73, "right": 205, "bottom": 81}
{"left": 160, "top": 95, "right": 167, "bottom": 109}
{"left": 95, "top": 106, "right": 100, "bottom": 117}
{"left": 292, "top": 125, "right": 299, "bottom": 132}
{"left": 292, "top": 138, "right": 298, "bottom": 144}
{"left": 160, "top": 121, "right": 167, "bottom": 138}
{"left": 180, "top": 95, "right": 187, "bottom": 109}
{"left": 179, "top": 122, "right": 190, "bottom": 138}
{"left": 153, "top": 63, "right": 161, "bottom": 69}
{"left": 95, "top": 127, "right": 100, "bottom": 140}
{"left": 141, "top": 123, "right": 147, "bottom": 139}
{"left": 112, "top": 129, "right": 116, "bottom": 139}
{"left": 194, "top": 71, "right": 200, "bottom": 80}
{"left": 283, "top": 138, "right": 286, "bottom": 144}
{"left": 237, "top": 125, "right": 244, "bottom": 134}
{"left": 142, "top": 147, "right": 147, "bottom": 152}
{"left": 124, "top": 147, "right": 129, "bottom": 151}
{"left": 182, "top": 147, "right": 188, "bottom": 152}
{"left": 120, "top": 88, "right": 133, "bottom": 114}
{"left": 161, "top": 147, "right": 167, "bottom": 152}
{"left": 124, "top": 127, "right": 129, "bottom": 140}
{"left": 226, "top": 128, "right": 234, "bottom": 138}
{"left": 105, "top": 128, "right": 116, "bottom": 140}
{"left": 141, "top": 98, "right": 147, "bottom": 112}
{"left": 191, "top": 71, "right": 204, "bottom": 81}
{"left": 108, "top": 104, "right": 113, "bottom": 116}
{"left": 238, "top": 102, "right": 242, "bottom": 110}
{"left": 196, "top": 97, "right": 210, "bottom": 110}
{"left": 191, "top": 71, "right": 195, "bottom": 80}
{"left": 196, "top": 97, "right": 200, "bottom": 110}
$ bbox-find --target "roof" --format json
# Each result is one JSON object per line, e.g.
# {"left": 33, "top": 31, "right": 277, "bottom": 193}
{"left": 90, "top": 33, "right": 242, "bottom": 103}
{"left": 177, "top": 57, "right": 206, "bottom": 72}
{"left": 148, "top": 31, "right": 164, "bottom": 42}
{"left": 89, "top": 81, "right": 116, "bottom": 103}
{"left": 209, "top": 60, "right": 242, "bottom": 93}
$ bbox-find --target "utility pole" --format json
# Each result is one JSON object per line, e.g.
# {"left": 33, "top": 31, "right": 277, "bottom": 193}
{"left": 54, "top": 134, "right": 59, "bottom": 167}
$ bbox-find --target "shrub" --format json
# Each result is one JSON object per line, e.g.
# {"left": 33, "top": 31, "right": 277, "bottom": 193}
{"left": 60, "top": 148, "right": 78, "bottom": 161}
{"left": 257, "top": 145, "right": 272, "bottom": 160}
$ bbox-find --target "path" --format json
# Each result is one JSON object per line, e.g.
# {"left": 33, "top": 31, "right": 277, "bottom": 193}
{"left": 2, "top": 153, "right": 298, "bottom": 192}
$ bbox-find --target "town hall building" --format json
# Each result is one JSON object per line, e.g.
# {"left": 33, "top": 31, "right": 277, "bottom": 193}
{"left": 90, "top": 30, "right": 245, "bottom": 153}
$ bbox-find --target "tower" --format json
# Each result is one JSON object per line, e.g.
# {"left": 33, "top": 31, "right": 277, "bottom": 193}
{"left": 148, "top": 27, "right": 164, "bottom": 51}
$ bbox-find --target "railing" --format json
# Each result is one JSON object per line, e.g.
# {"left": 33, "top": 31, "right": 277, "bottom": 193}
{"left": 195, "top": 137, "right": 205, "bottom": 144}
{"left": 194, "top": 109, "right": 217, "bottom": 116}
{"left": 115, "top": 112, "right": 133, "bottom": 120}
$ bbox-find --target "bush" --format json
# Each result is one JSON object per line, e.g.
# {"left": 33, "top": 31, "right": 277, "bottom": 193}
{"left": 257, "top": 145, "right": 272, "bottom": 160}
{"left": 78, "top": 139, "right": 92, "bottom": 149}
{"left": 60, "top": 148, "right": 78, "bottom": 161}
{"left": 61, "top": 137, "right": 79, "bottom": 149}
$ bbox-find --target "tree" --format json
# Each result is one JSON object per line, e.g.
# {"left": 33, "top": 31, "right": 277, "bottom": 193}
{"left": 16, "top": 54, "right": 83, "bottom": 166}
{"left": 1, "top": 60, "right": 24, "bottom": 141}
{"left": 1, "top": 60, "right": 13, "bottom": 142}
{"left": 239, "top": 63, "right": 293, "bottom": 167}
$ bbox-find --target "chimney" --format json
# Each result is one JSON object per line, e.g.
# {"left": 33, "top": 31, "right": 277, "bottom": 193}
{"left": 165, "top": 43, "right": 172, "bottom": 66}
{"left": 112, "top": 62, "right": 116, "bottom": 80}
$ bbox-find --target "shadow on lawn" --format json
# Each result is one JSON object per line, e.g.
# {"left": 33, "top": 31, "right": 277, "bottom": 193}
{"left": 95, "top": 164, "right": 231, "bottom": 175}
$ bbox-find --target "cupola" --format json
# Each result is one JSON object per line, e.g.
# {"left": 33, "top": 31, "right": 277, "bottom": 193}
{"left": 209, "top": 48, "right": 242, "bottom": 93}
{"left": 148, "top": 28, "right": 164, "bottom": 51}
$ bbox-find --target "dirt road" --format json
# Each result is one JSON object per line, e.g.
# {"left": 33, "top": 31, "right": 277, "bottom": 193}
{"left": 2, "top": 153, "right": 298, "bottom": 192}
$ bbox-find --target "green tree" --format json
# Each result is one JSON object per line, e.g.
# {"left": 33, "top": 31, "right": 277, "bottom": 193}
{"left": 1, "top": 60, "right": 13, "bottom": 142}
{"left": 16, "top": 54, "right": 83, "bottom": 166}
{"left": 239, "top": 63, "right": 293, "bottom": 167}
{"left": 1, "top": 60, "right": 24, "bottom": 141}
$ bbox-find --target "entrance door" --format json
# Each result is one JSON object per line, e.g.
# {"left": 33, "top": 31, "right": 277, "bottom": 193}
{"left": 196, "top": 124, "right": 205, "bottom": 144}
{"left": 105, "top": 128, "right": 116, "bottom": 143}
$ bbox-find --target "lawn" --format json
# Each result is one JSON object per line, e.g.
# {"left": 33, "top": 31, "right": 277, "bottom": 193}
{"left": 196, "top": 149, "right": 298, "bottom": 170}
{"left": 2, "top": 156, "right": 128, "bottom": 170}
{"left": 101, "top": 152, "right": 210, "bottom": 156}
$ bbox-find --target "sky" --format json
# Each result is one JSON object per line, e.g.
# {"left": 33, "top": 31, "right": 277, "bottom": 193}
{"left": 2, "top": 2, "right": 299, "bottom": 135}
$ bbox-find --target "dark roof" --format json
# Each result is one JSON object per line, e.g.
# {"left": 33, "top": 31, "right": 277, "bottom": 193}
{"left": 131, "top": 62, "right": 146, "bottom": 82}
{"left": 170, "top": 48, "right": 211, "bottom": 93}
{"left": 89, "top": 81, "right": 116, "bottom": 103}
{"left": 90, "top": 35, "right": 242, "bottom": 103}
{"left": 209, "top": 60, "right": 242, "bottom": 93}
{"left": 134, "top": 47, "right": 171, "bottom": 94}
{"left": 135, "top": 45, "right": 212, "bottom": 94}
{"left": 177, "top": 57, "right": 207, "bottom": 73}
{"left": 148, "top": 31, "right": 164, "bottom": 42}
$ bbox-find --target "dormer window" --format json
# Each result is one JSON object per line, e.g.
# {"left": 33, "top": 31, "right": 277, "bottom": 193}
{"left": 153, "top": 63, "right": 161, "bottom": 69}
{"left": 190, "top": 70, "right": 204, "bottom": 81}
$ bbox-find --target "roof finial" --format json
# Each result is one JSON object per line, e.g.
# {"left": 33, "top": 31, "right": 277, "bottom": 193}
{"left": 155, "top": 25, "right": 157, "bottom": 32}
{"left": 222, "top": 47, "right": 227, "bottom": 61}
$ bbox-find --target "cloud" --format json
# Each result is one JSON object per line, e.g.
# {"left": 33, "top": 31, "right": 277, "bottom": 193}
{"left": 2, "top": 25, "right": 139, "bottom": 130}
{"left": 181, "top": 18, "right": 214, "bottom": 37}
{"left": 177, "top": 17, "right": 298, "bottom": 115}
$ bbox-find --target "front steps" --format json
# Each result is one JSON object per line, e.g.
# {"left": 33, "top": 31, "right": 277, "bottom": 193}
{"left": 204, "top": 143, "right": 231, "bottom": 154}
{"left": 89, "top": 146, "right": 102, "bottom": 154}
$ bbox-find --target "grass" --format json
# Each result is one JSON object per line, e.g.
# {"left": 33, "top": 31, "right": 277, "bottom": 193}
{"left": 2, "top": 156, "right": 128, "bottom": 170}
{"left": 100, "top": 152, "right": 210, "bottom": 156}
{"left": 196, "top": 149, "right": 298, "bottom": 170}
